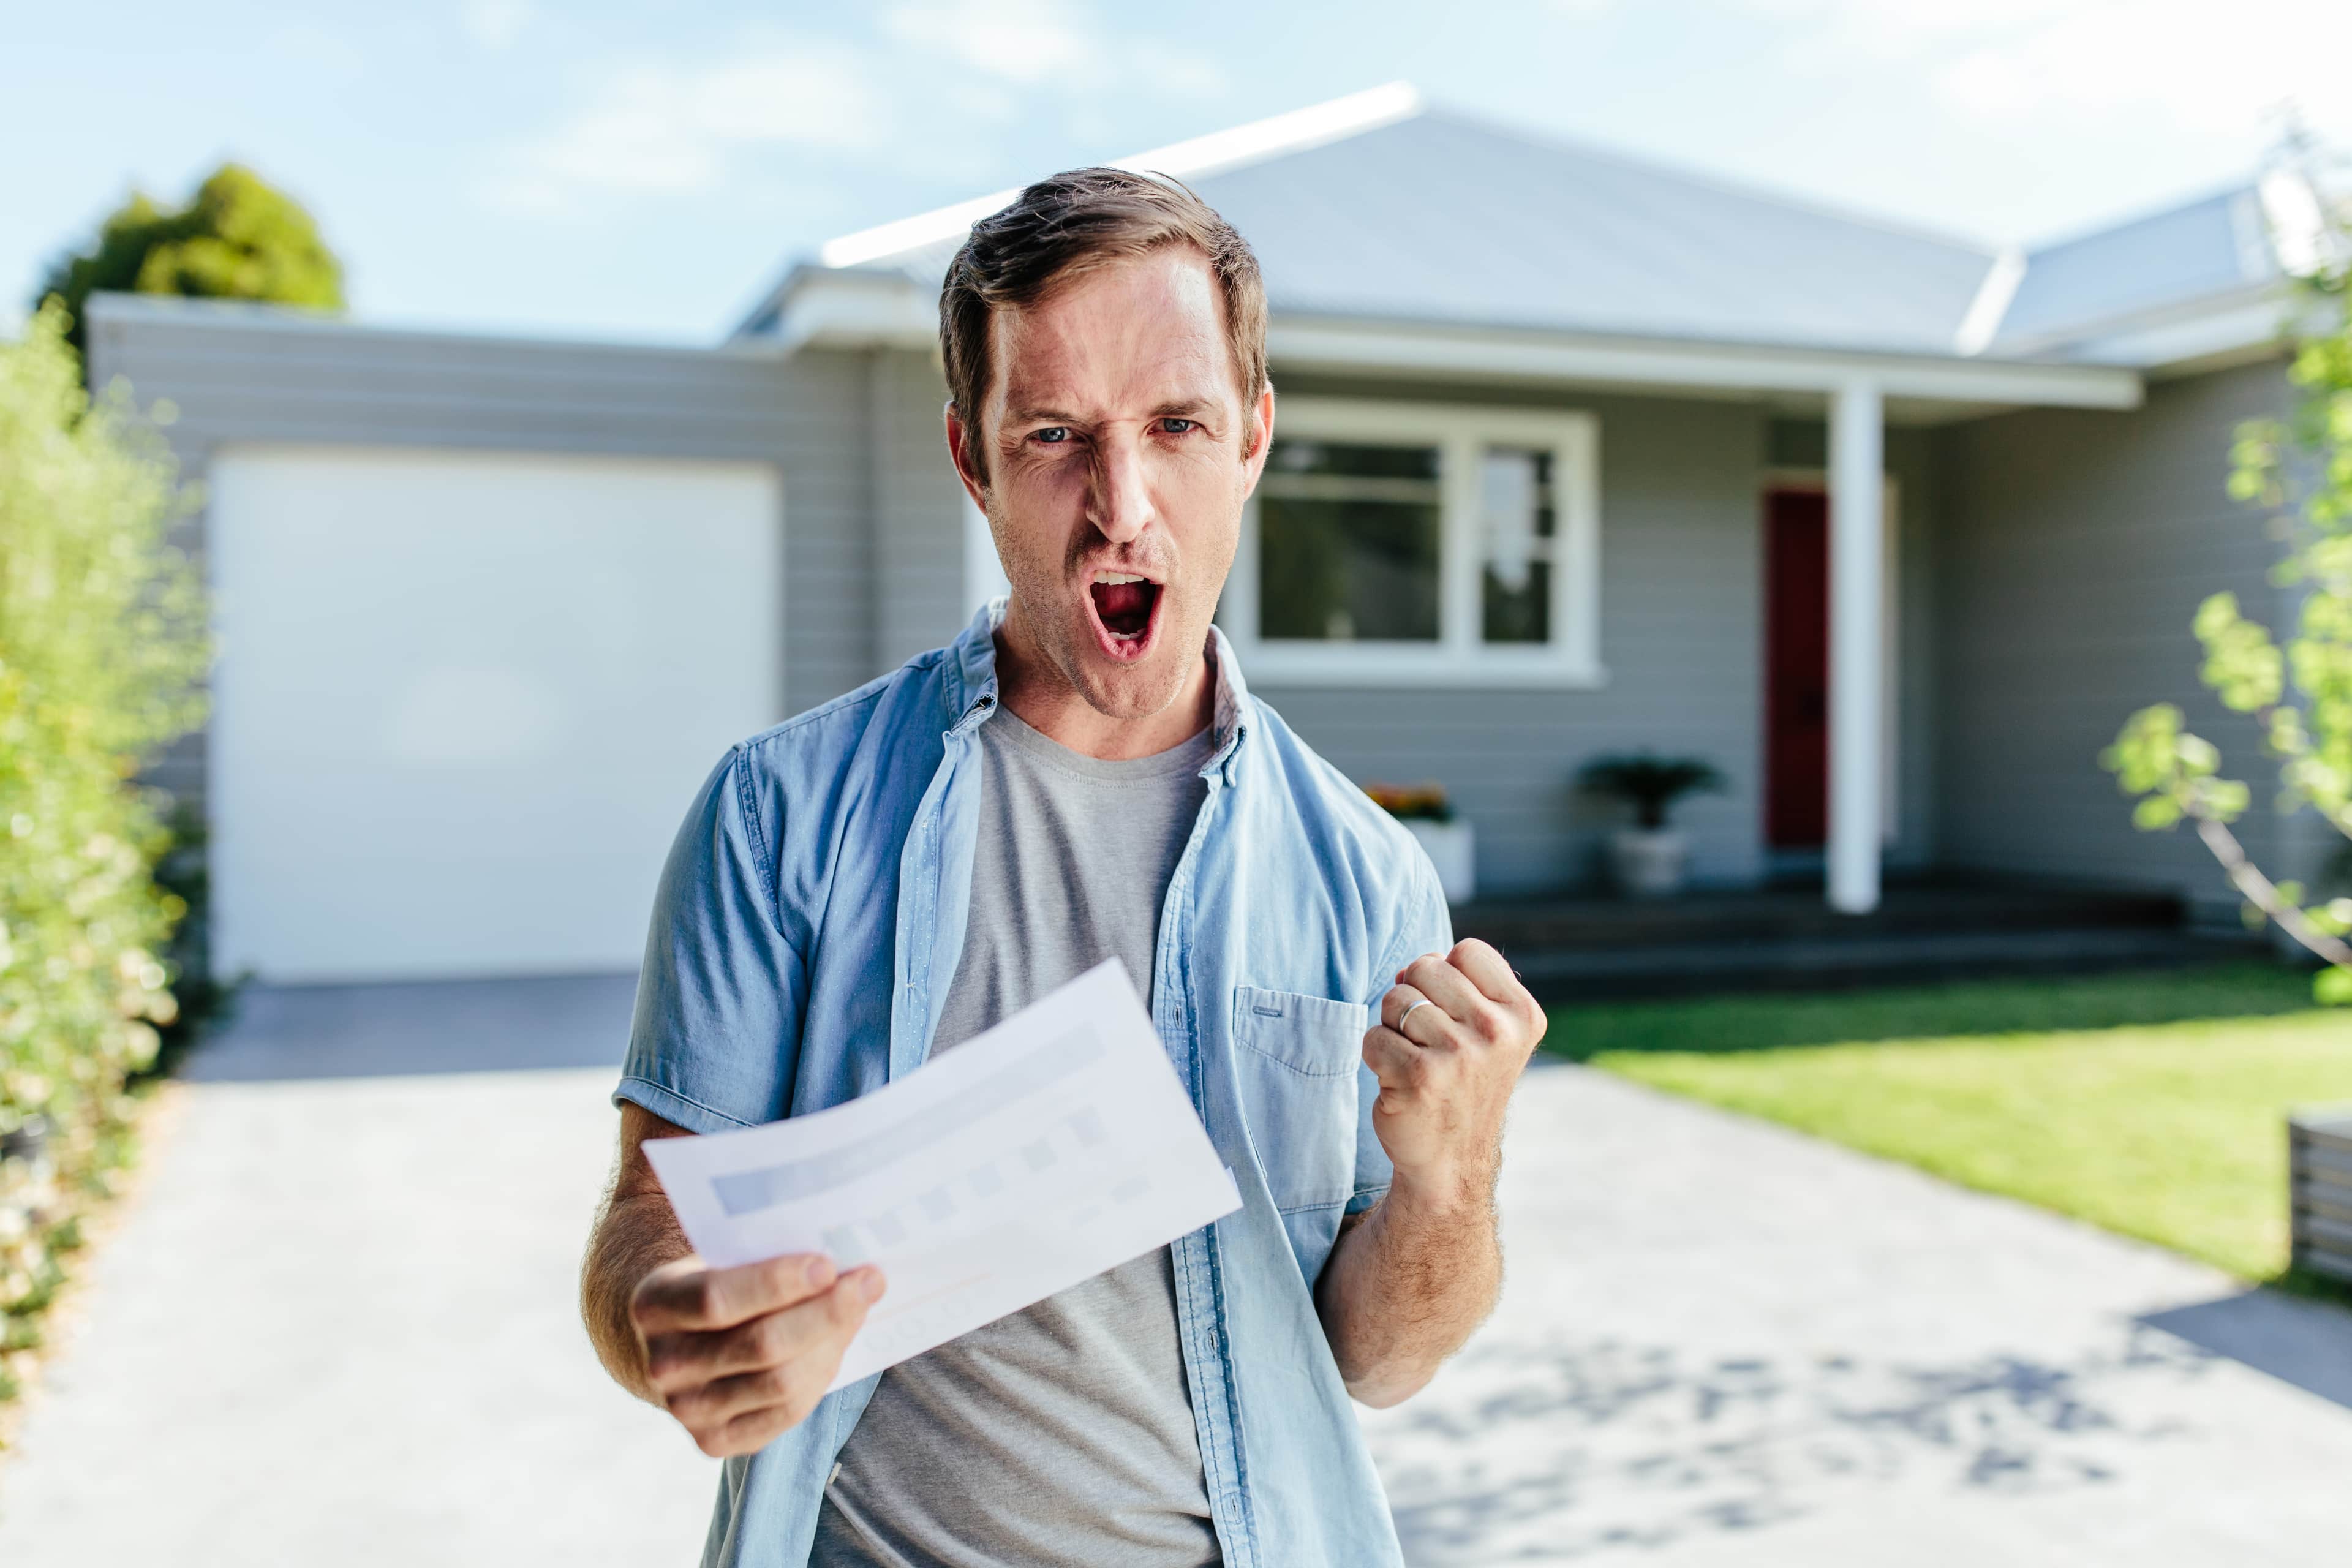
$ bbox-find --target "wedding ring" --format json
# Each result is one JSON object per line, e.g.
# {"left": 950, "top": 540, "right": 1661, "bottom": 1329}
{"left": 1399, "top": 998, "right": 1438, "bottom": 1033}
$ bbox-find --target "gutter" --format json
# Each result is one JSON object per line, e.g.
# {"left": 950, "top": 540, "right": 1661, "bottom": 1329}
{"left": 764, "top": 268, "right": 2144, "bottom": 411}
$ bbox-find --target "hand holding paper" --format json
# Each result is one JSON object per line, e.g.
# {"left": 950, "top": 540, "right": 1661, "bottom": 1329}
{"left": 644, "top": 959, "right": 1241, "bottom": 1394}
{"left": 626, "top": 1245, "right": 883, "bottom": 1455}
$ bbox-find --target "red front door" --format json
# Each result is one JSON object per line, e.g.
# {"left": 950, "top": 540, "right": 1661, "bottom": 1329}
{"left": 1764, "top": 489, "right": 1828, "bottom": 848}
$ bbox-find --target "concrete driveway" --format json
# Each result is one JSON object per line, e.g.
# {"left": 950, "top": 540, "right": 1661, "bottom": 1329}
{"left": 2, "top": 977, "right": 2348, "bottom": 1565}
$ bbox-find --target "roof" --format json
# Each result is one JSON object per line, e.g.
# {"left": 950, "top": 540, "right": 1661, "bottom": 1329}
{"left": 1991, "top": 185, "right": 2280, "bottom": 351}
{"left": 743, "top": 85, "right": 2312, "bottom": 379}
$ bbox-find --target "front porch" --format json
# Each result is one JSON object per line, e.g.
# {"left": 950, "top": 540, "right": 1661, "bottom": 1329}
{"left": 1452, "top": 873, "right": 2269, "bottom": 1001}
{"left": 1246, "top": 345, "right": 2146, "bottom": 922}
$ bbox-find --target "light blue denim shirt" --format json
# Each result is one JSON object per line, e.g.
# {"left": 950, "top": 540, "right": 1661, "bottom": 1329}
{"left": 617, "top": 601, "right": 1452, "bottom": 1568}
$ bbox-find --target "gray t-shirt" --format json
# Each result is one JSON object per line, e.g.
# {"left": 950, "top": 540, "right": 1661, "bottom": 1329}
{"left": 811, "top": 706, "right": 1223, "bottom": 1568}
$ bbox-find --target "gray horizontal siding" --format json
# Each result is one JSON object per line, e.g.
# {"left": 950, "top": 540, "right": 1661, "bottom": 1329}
{"left": 870, "top": 348, "right": 970, "bottom": 673}
{"left": 1931, "top": 357, "right": 2304, "bottom": 918}
{"left": 83, "top": 301, "right": 880, "bottom": 815}
{"left": 1251, "top": 380, "right": 1774, "bottom": 898}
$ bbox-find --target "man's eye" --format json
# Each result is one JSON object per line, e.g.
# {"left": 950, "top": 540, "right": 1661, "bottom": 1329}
{"left": 1032, "top": 427, "right": 1071, "bottom": 444}
{"left": 1158, "top": 418, "right": 1196, "bottom": 435}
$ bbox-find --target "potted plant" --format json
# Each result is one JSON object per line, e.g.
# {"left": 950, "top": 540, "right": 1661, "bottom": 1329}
{"left": 1577, "top": 753, "right": 1725, "bottom": 898}
{"left": 1364, "top": 781, "right": 1475, "bottom": 905}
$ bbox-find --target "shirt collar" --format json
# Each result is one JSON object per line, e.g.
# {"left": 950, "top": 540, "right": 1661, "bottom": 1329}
{"left": 944, "top": 598, "right": 1253, "bottom": 775}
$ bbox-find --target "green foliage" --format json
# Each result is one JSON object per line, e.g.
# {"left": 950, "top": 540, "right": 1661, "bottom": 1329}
{"left": 0, "top": 303, "right": 208, "bottom": 1377}
{"left": 2101, "top": 702, "right": 2251, "bottom": 829}
{"left": 1577, "top": 752, "right": 1727, "bottom": 830}
{"left": 2105, "top": 173, "right": 2352, "bottom": 1004}
{"left": 34, "top": 164, "right": 344, "bottom": 354}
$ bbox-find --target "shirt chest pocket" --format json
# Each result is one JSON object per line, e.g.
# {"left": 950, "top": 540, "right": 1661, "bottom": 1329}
{"left": 1232, "top": 986, "right": 1370, "bottom": 1215}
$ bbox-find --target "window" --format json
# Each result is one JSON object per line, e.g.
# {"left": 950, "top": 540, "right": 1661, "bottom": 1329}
{"left": 1222, "top": 399, "right": 1601, "bottom": 685}
{"left": 1257, "top": 440, "right": 1441, "bottom": 643}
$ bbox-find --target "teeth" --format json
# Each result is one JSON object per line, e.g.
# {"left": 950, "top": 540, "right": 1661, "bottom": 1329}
{"left": 1095, "top": 571, "right": 1145, "bottom": 585}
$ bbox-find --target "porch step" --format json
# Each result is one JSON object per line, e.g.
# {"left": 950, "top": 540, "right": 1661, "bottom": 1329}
{"left": 1448, "top": 878, "right": 2267, "bottom": 1001}
{"left": 1453, "top": 881, "right": 2182, "bottom": 952}
{"left": 1501, "top": 926, "right": 2271, "bottom": 1003}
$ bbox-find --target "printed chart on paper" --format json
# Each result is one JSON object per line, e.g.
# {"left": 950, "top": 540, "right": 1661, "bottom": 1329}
{"left": 645, "top": 959, "right": 1242, "bottom": 1391}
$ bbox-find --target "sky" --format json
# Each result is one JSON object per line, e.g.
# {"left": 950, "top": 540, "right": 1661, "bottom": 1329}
{"left": 8, "top": 0, "right": 2349, "bottom": 344}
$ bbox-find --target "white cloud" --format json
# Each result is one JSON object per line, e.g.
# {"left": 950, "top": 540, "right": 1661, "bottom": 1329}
{"left": 884, "top": 0, "right": 1104, "bottom": 85}
{"left": 1743, "top": 0, "right": 2352, "bottom": 145}
{"left": 459, "top": 0, "right": 533, "bottom": 51}
{"left": 881, "top": 0, "right": 1229, "bottom": 111}
{"left": 483, "top": 45, "right": 889, "bottom": 213}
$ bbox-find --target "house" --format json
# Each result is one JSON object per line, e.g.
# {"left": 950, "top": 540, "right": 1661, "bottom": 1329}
{"left": 86, "top": 84, "right": 2328, "bottom": 986}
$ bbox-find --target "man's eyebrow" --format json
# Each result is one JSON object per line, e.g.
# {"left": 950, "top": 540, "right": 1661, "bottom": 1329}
{"left": 1003, "top": 405, "right": 1083, "bottom": 428}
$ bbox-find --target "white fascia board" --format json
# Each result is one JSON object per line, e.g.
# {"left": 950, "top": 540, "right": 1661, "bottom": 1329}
{"left": 764, "top": 270, "right": 937, "bottom": 356}
{"left": 2020, "top": 285, "right": 2328, "bottom": 377}
{"left": 85, "top": 290, "right": 761, "bottom": 360}
{"left": 764, "top": 279, "right": 2146, "bottom": 405}
{"left": 1951, "top": 246, "right": 2026, "bottom": 356}
{"left": 1988, "top": 279, "right": 2304, "bottom": 363}
{"left": 1264, "top": 317, "right": 2144, "bottom": 410}
{"left": 2063, "top": 300, "right": 2296, "bottom": 377}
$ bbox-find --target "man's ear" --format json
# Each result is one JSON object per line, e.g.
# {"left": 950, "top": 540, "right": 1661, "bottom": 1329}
{"left": 1242, "top": 383, "right": 1277, "bottom": 477}
{"left": 944, "top": 399, "right": 989, "bottom": 508}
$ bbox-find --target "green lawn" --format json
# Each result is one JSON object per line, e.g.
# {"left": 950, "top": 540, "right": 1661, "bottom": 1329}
{"left": 1544, "top": 963, "right": 2352, "bottom": 1283}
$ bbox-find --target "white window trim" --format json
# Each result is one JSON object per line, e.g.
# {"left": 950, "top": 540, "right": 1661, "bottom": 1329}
{"left": 1221, "top": 397, "right": 1605, "bottom": 687}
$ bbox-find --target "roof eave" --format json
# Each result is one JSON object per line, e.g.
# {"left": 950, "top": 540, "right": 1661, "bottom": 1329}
{"left": 1993, "top": 279, "right": 2309, "bottom": 375}
{"left": 746, "top": 268, "right": 936, "bottom": 357}
{"left": 765, "top": 271, "right": 2142, "bottom": 410}
{"left": 1265, "top": 314, "right": 2141, "bottom": 410}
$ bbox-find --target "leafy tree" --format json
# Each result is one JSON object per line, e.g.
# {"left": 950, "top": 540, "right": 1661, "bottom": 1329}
{"left": 33, "top": 163, "right": 343, "bottom": 354}
{"left": 0, "top": 303, "right": 208, "bottom": 1386}
{"left": 2103, "top": 160, "right": 2352, "bottom": 1005}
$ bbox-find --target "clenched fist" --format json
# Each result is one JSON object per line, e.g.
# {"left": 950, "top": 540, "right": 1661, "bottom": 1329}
{"left": 1363, "top": 938, "right": 1546, "bottom": 1200}
{"left": 631, "top": 1251, "right": 886, "bottom": 1457}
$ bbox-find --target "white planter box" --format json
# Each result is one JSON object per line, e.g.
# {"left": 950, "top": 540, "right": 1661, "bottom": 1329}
{"left": 1608, "top": 827, "right": 1690, "bottom": 898}
{"left": 1406, "top": 818, "right": 1477, "bottom": 905}
{"left": 2291, "top": 1107, "right": 2352, "bottom": 1285}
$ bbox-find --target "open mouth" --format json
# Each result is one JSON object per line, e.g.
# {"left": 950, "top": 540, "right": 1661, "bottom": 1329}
{"left": 1085, "top": 570, "right": 1163, "bottom": 658}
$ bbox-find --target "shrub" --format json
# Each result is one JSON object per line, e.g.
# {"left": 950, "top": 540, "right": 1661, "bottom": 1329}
{"left": 1577, "top": 753, "right": 1726, "bottom": 831}
{"left": 34, "top": 162, "right": 344, "bottom": 356}
{"left": 2104, "top": 156, "right": 2352, "bottom": 1006}
{"left": 1364, "top": 781, "right": 1455, "bottom": 823}
{"left": 0, "top": 303, "right": 208, "bottom": 1385}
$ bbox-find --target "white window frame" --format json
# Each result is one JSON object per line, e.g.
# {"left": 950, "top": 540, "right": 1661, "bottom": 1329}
{"left": 1221, "top": 397, "right": 1604, "bottom": 687}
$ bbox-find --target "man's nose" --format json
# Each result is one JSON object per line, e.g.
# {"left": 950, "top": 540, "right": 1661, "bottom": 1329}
{"left": 1085, "top": 430, "right": 1158, "bottom": 544}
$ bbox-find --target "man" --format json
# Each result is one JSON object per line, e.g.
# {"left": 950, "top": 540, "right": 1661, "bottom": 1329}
{"left": 582, "top": 167, "right": 1545, "bottom": 1568}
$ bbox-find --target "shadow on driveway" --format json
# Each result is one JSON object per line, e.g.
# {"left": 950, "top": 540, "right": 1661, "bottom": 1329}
{"left": 184, "top": 971, "right": 639, "bottom": 1082}
{"left": 2138, "top": 1288, "right": 2352, "bottom": 1412}
{"left": 1372, "top": 1325, "right": 2218, "bottom": 1566}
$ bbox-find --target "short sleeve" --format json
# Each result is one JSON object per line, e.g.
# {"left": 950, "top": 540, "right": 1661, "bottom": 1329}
{"left": 614, "top": 747, "right": 807, "bottom": 1134}
{"left": 1348, "top": 848, "right": 1455, "bottom": 1213}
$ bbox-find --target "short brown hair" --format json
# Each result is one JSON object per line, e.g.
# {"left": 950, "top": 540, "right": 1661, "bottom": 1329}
{"left": 939, "top": 167, "right": 1268, "bottom": 481}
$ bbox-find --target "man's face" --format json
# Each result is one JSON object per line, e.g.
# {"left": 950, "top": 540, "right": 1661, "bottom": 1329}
{"left": 954, "top": 247, "right": 1272, "bottom": 723}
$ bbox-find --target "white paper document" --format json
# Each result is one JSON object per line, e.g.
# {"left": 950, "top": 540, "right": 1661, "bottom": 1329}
{"left": 643, "top": 959, "right": 1242, "bottom": 1392}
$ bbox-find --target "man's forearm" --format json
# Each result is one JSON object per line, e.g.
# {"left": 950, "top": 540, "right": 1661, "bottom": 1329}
{"left": 581, "top": 1188, "right": 692, "bottom": 1403}
{"left": 1314, "top": 1168, "right": 1501, "bottom": 1408}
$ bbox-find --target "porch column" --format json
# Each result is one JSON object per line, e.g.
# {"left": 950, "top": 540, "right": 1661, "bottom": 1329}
{"left": 1828, "top": 376, "right": 1883, "bottom": 914}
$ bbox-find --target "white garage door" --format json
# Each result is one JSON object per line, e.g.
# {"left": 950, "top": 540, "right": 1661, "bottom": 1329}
{"left": 207, "top": 446, "right": 785, "bottom": 983}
